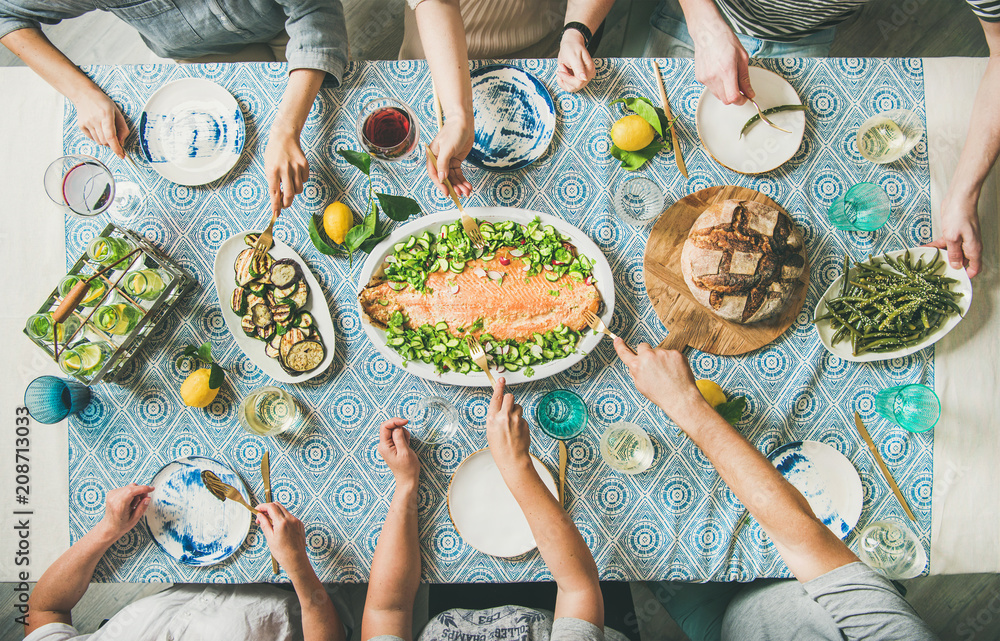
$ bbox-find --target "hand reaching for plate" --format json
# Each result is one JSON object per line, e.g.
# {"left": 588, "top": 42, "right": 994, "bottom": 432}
{"left": 97, "top": 483, "right": 153, "bottom": 541}
{"left": 485, "top": 378, "right": 532, "bottom": 475}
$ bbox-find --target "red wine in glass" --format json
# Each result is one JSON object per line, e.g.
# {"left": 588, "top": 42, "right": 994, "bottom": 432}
{"left": 358, "top": 99, "right": 419, "bottom": 161}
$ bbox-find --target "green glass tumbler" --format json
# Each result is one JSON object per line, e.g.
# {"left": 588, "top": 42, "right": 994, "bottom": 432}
{"left": 874, "top": 384, "right": 941, "bottom": 433}
{"left": 827, "top": 182, "right": 891, "bottom": 232}
{"left": 536, "top": 390, "right": 588, "bottom": 440}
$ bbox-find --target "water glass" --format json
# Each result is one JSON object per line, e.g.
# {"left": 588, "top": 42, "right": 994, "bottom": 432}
{"left": 24, "top": 375, "right": 92, "bottom": 424}
{"left": 536, "top": 390, "right": 588, "bottom": 440}
{"left": 875, "top": 384, "right": 940, "bottom": 432}
{"left": 856, "top": 109, "right": 924, "bottom": 164}
{"left": 827, "top": 182, "right": 891, "bottom": 232}
{"left": 239, "top": 386, "right": 303, "bottom": 437}
{"left": 43, "top": 155, "right": 115, "bottom": 216}
{"left": 613, "top": 176, "right": 665, "bottom": 228}
{"left": 857, "top": 520, "right": 927, "bottom": 579}
{"left": 405, "top": 396, "right": 461, "bottom": 444}
{"left": 599, "top": 421, "right": 654, "bottom": 474}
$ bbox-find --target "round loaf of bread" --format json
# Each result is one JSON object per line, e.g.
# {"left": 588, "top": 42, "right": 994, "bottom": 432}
{"left": 680, "top": 199, "right": 805, "bottom": 324}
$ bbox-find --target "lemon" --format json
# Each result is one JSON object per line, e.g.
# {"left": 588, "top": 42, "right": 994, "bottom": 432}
{"left": 180, "top": 368, "right": 219, "bottom": 408}
{"left": 323, "top": 201, "right": 354, "bottom": 245}
{"left": 696, "top": 379, "right": 727, "bottom": 408}
{"left": 611, "top": 115, "right": 655, "bottom": 152}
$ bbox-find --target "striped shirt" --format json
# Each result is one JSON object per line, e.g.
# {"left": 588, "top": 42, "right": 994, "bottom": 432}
{"left": 716, "top": 0, "right": 1000, "bottom": 42}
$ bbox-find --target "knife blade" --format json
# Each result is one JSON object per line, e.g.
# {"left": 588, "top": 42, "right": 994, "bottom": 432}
{"left": 653, "top": 61, "right": 688, "bottom": 178}
{"left": 261, "top": 450, "right": 280, "bottom": 574}
{"left": 853, "top": 411, "right": 917, "bottom": 522}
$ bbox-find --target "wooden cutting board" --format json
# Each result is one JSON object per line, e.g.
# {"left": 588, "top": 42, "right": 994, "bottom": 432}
{"left": 643, "top": 185, "right": 810, "bottom": 355}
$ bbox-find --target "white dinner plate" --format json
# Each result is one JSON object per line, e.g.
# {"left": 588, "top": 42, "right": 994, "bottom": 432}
{"left": 695, "top": 66, "right": 805, "bottom": 174}
{"left": 145, "top": 456, "right": 251, "bottom": 566}
{"left": 814, "top": 247, "right": 972, "bottom": 362}
{"left": 138, "top": 78, "right": 245, "bottom": 186}
{"left": 448, "top": 449, "right": 558, "bottom": 558}
{"left": 214, "top": 232, "right": 336, "bottom": 384}
{"left": 768, "top": 440, "right": 863, "bottom": 539}
{"left": 468, "top": 64, "right": 556, "bottom": 171}
{"left": 357, "top": 206, "right": 615, "bottom": 387}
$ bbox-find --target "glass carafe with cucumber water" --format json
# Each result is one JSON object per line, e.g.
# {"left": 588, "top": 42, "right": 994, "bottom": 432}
{"left": 59, "top": 274, "right": 109, "bottom": 308}
{"left": 58, "top": 341, "right": 114, "bottom": 377}
{"left": 87, "top": 235, "right": 135, "bottom": 268}
{"left": 123, "top": 268, "right": 170, "bottom": 301}
{"left": 25, "top": 312, "right": 83, "bottom": 344}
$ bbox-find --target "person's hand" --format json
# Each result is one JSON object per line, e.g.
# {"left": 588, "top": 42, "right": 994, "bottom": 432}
{"left": 613, "top": 339, "right": 705, "bottom": 422}
{"left": 485, "top": 378, "right": 532, "bottom": 474}
{"left": 264, "top": 120, "right": 309, "bottom": 216}
{"left": 378, "top": 418, "right": 421, "bottom": 488}
{"left": 427, "top": 116, "right": 474, "bottom": 198}
{"left": 256, "top": 502, "right": 311, "bottom": 573}
{"left": 556, "top": 29, "right": 596, "bottom": 92}
{"left": 690, "top": 20, "right": 754, "bottom": 106}
{"left": 73, "top": 87, "right": 129, "bottom": 159}
{"left": 927, "top": 192, "right": 983, "bottom": 277}
{"left": 97, "top": 483, "right": 152, "bottom": 541}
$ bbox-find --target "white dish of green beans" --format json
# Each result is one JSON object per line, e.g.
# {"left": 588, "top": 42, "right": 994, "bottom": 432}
{"left": 813, "top": 247, "right": 972, "bottom": 362}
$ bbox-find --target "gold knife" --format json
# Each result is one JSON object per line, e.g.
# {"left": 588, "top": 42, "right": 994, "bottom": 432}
{"left": 853, "top": 411, "right": 917, "bottom": 522}
{"left": 558, "top": 441, "right": 568, "bottom": 507}
{"left": 261, "top": 450, "right": 280, "bottom": 574}
{"left": 653, "top": 61, "right": 688, "bottom": 178}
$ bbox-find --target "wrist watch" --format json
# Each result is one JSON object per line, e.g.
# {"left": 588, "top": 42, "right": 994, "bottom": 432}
{"left": 561, "top": 21, "right": 593, "bottom": 47}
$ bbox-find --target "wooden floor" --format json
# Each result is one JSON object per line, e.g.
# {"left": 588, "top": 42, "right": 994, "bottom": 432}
{"left": 0, "top": 0, "right": 996, "bottom": 640}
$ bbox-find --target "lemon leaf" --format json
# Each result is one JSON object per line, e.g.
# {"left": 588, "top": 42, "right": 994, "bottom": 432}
{"left": 611, "top": 142, "right": 663, "bottom": 171}
{"left": 337, "top": 148, "right": 371, "bottom": 176}
{"left": 208, "top": 363, "right": 224, "bottom": 390}
{"left": 308, "top": 213, "right": 344, "bottom": 256}
{"left": 377, "top": 193, "right": 421, "bottom": 222}
{"left": 716, "top": 397, "right": 746, "bottom": 425}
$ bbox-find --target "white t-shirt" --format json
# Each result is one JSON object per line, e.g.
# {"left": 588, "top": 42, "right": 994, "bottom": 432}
{"left": 24, "top": 585, "right": 303, "bottom": 641}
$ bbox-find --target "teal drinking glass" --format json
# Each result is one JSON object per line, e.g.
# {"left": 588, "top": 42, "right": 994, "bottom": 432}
{"left": 827, "top": 182, "right": 891, "bottom": 232}
{"left": 536, "top": 390, "right": 588, "bottom": 440}
{"left": 24, "top": 376, "right": 91, "bottom": 424}
{"left": 874, "top": 384, "right": 941, "bottom": 433}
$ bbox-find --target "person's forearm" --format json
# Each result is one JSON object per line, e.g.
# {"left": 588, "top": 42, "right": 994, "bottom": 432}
{"left": 273, "top": 68, "right": 325, "bottom": 140}
{"left": 945, "top": 54, "right": 1000, "bottom": 207}
{"left": 287, "top": 562, "right": 344, "bottom": 641}
{"left": 677, "top": 0, "right": 730, "bottom": 47}
{"left": 0, "top": 28, "right": 105, "bottom": 103}
{"left": 28, "top": 522, "right": 118, "bottom": 618}
{"left": 667, "top": 396, "right": 857, "bottom": 582}
{"left": 363, "top": 482, "right": 420, "bottom": 631}
{"left": 413, "top": 0, "right": 473, "bottom": 128}
{"left": 503, "top": 462, "right": 603, "bottom": 626}
{"left": 564, "top": 0, "right": 615, "bottom": 32}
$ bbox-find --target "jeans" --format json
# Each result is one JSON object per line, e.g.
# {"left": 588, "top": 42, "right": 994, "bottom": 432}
{"left": 643, "top": 0, "right": 836, "bottom": 59}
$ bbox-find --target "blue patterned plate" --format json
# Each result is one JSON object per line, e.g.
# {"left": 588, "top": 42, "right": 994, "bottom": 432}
{"left": 768, "top": 440, "right": 862, "bottom": 539}
{"left": 468, "top": 64, "right": 555, "bottom": 171}
{"left": 145, "top": 456, "right": 252, "bottom": 566}
{"left": 138, "top": 78, "right": 245, "bottom": 186}
{"left": 357, "top": 206, "right": 615, "bottom": 387}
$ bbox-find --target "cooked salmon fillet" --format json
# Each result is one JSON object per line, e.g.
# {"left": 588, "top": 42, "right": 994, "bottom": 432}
{"left": 359, "top": 248, "right": 602, "bottom": 341}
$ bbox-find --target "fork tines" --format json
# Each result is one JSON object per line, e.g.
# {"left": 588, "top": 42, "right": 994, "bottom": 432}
{"left": 462, "top": 216, "right": 484, "bottom": 247}
{"left": 466, "top": 335, "right": 497, "bottom": 388}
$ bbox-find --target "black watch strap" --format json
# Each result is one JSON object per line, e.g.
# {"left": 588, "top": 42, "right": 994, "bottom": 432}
{"left": 561, "top": 21, "right": 593, "bottom": 47}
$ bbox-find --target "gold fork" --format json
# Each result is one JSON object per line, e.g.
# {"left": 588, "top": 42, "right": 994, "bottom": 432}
{"left": 202, "top": 470, "right": 259, "bottom": 515}
{"left": 252, "top": 208, "right": 280, "bottom": 262}
{"left": 741, "top": 91, "right": 791, "bottom": 134}
{"left": 466, "top": 335, "right": 497, "bottom": 389}
{"left": 425, "top": 145, "right": 484, "bottom": 247}
{"left": 583, "top": 310, "right": 636, "bottom": 355}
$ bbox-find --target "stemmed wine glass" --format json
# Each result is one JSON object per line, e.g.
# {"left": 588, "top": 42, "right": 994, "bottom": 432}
{"left": 43, "top": 154, "right": 146, "bottom": 220}
{"left": 355, "top": 97, "right": 423, "bottom": 172}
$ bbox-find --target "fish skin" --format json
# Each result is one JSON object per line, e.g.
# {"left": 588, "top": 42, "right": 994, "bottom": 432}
{"left": 360, "top": 248, "right": 601, "bottom": 341}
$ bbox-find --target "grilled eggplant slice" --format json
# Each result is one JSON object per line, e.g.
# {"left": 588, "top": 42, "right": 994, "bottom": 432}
{"left": 283, "top": 340, "right": 325, "bottom": 374}
{"left": 247, "top": 293, "right": 265, "bottom": 310}
{"left": 240, "top": 314, "right": 256, "bottom": 337}
{"left": 231, "top": 287, "right": 248, "bottom": 315}
{"left": 290, "top": 284, "right": 309, "bottom": 310}
{"left": 279, "top": 328, "right": 306, "bottom": 363}
{"left": 269, "top": 259, "right": 302, "bottom": 289}
{"left": 264, "top": 340, "right": 280, "bottom": 358}
{"left": 250, "top": 303, "right": 273, "bottom": 328}
{"left": 234, "top": 248, "right": 255, "bottom": 285}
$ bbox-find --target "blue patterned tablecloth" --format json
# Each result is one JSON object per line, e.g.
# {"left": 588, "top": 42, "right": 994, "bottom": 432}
{"left": 64, "top": 58, "right": 934, "bottom": 583}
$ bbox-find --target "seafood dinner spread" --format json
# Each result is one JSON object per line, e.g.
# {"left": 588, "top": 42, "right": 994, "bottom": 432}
{"left": 359, "top": 218, "right": 602, "bottom": 376}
